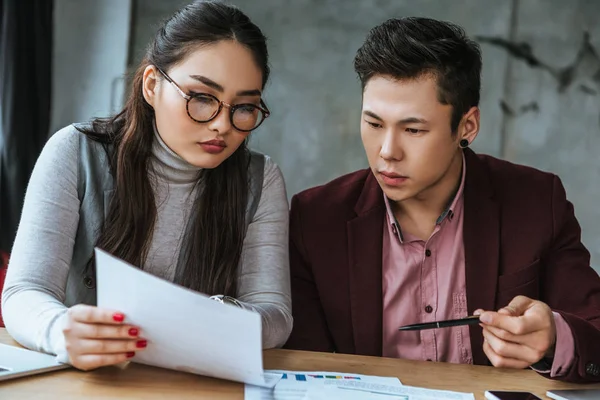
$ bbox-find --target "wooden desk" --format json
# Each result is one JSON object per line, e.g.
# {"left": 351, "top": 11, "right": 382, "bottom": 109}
{"left": 1, "top": 329, "right": 598, "bottom": 399}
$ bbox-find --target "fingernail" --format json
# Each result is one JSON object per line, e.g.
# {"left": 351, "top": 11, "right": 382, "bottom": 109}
{"left": 113, "top": 313, "right": 125, "bottom": 322}
{"left": 126, "top": 351, "right": 135, "bottom": 358}
{"left": 473, "top": 309, "right": 482, "bottom": 316}
{"left": 480, "top": 313, "right": 491, "bottom": 324}
{"left": 128, "top": 328, "right": 139, "bottom": 337}
{"left": 136, "top": 340, "right": 147, "bottom": 349}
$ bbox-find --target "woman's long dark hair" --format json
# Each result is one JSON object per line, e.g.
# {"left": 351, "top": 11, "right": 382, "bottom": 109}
{"left": 78, "top": 1, "right": 270, "bottom": 297}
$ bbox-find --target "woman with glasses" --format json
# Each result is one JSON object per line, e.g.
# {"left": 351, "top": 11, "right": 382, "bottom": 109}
{"left": 2, "top": 1, "right": 292, "bottom": 371}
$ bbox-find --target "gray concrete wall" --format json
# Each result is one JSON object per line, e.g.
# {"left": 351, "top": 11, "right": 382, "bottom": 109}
{"left": 491, "top": 0, "right": 600, "bottom": 266}
{"left": 51, "top": 0, "right": 132, "bottom": 134}
{"left": 126, "top": 0, "right": 600, "bottom": 271}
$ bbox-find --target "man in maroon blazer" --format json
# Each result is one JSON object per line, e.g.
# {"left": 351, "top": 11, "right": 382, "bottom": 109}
{"left": 285, "top": 17, "right": 600, "bottom": 383}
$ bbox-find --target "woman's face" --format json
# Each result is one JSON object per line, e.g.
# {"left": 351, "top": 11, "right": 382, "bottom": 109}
{"left": 143, "top": 40, "right": 265, "bottom": 168}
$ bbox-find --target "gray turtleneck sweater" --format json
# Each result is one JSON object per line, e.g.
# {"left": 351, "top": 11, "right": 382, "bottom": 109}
{"left": 2, "top": 125, "right": 292, "bottom": 357}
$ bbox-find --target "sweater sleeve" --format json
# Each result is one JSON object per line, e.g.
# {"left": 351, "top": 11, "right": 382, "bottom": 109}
{"left": 235, "top": 156, "right": 293, "bottom": 349}
{"left": 2, "top": 125, "right": 82, "bottom": 360}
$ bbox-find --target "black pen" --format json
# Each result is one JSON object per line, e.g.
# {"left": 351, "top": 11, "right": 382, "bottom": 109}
{"left": 398, "top": 315, "right": 481, "bottom": 331}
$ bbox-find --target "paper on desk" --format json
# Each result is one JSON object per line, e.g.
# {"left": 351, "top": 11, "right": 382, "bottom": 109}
{"left": 244, "top": 370, "right": 401, "bottom": 400}
{"left": 305, "top": 380, "right": 475, "bottom": 400}
{"left": 307, "top": 386, "right": 407, "bottom": 400}
{"left": 95, "top": 248, "right": 279, "bottom": 388}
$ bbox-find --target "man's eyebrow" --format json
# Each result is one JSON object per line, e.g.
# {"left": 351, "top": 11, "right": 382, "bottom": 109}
{"left": 363, "top": 110, "right": 383, "bottom": 120}
{"left": 363, "top": 111, "right": 429, "bottom": 125}
{"left": 397, "top": 117, "right": 429, "bottom": 124}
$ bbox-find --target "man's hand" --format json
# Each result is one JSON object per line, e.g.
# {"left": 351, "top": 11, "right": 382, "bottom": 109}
{"left": 475, "top": 295, "right": 556, "bottom": 369}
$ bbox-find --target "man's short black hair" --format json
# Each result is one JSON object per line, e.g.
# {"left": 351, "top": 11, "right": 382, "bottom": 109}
{"left": 354, "top": 17, "right": 482, "bottom": 133}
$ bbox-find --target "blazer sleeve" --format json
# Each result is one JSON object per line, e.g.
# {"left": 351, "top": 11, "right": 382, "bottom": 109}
{"left": 284, "top": 194, "right": 336, "bottom": 352}
{"left": 540, "top": 174, "right": 600, "bottom": 383}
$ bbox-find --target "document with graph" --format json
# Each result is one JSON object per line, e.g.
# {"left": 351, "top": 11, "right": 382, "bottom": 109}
{"left": 245, "top": 370, "right": 402, "bottom": 400}
{"left": 305, "top": 380, "right": 475, "bottom": 400}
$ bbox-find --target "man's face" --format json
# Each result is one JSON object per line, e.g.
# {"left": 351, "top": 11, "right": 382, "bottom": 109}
{"left": 360, "top": 74, "right": 469, "bottom": 203}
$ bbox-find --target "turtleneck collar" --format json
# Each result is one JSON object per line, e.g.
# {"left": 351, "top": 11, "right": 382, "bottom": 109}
{"left": 151, "top": 121, "right": 201, "bottom": 184}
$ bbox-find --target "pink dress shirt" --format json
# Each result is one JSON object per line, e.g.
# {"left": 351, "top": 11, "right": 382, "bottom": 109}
{"left": 381, "top": 155, "right": 574, "bottom": 376}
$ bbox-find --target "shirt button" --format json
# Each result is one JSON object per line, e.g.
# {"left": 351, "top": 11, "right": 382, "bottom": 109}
{"left": 425, "top": 305, "right": 433, "bottom": 313}
{"left": 83, "top": 276, "right": 95, "bottom": 289}
{"left": 425, "top": 249, "right": 432, "bottom": 257}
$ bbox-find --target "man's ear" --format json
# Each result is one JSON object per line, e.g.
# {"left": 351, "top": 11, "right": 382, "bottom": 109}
{"left": 458, "top": 106, "right": 480, "bottom": 146}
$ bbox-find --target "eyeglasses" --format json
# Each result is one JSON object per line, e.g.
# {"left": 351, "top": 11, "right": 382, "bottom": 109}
{"left": 157, "top": 68, "right": 270, "bottom": 132}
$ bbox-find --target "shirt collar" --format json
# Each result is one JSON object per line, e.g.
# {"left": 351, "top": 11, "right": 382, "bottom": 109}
{"left": 384, "top": 152, "right": 467, "bottom": 241}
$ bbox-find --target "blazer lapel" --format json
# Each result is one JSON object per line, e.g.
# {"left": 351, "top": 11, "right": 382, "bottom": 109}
{"left": 347, "top": 172, "right": 385, "bottom": 356}
{"left": 463, "top": 149, "right": 500, "bottom": 366}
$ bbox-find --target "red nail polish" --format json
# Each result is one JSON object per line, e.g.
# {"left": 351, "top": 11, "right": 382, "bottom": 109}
{"left": 128, "top": 328, "right": 139, "bottom": 336}
{"left": 136, "top": 340, "right": 147, "bottom": 349}
{"left": 113, "top": 313, "right": 125, "bottom": 322}
{"left": 126, "top": 352, "right": 135, "bottom": 358}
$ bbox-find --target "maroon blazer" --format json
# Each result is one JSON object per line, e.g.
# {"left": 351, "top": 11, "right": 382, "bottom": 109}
{"left": 285, "top": 148, "right": 600, "bottom": 383}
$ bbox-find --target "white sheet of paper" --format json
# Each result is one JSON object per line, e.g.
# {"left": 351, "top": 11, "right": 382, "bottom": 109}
{"left": 95, "top": 248, "right": 278, "bottom": 388}
{"left": 244, "top": 370, "right": 402, "bottom": 400}
{"left": 306, "top": 380, "right": 475, "bottom": 400}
